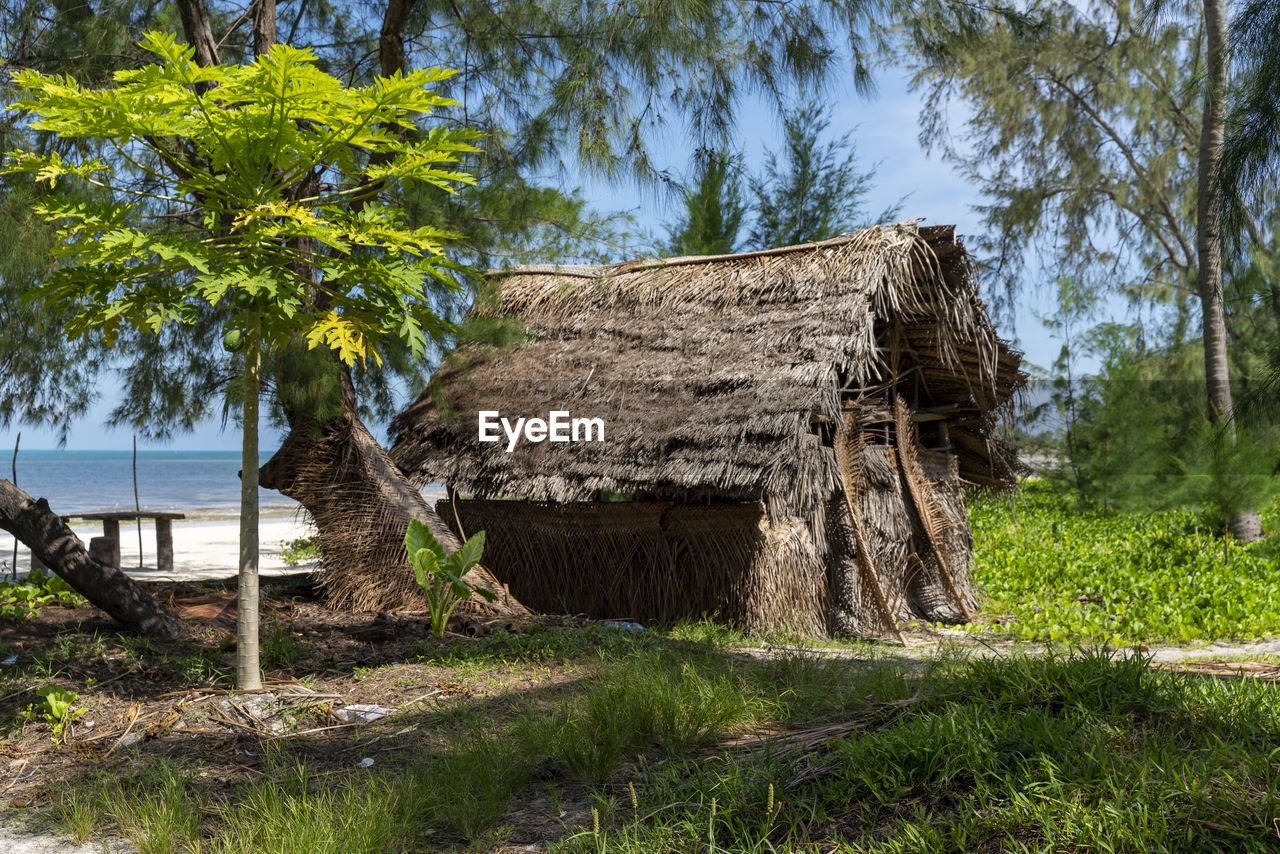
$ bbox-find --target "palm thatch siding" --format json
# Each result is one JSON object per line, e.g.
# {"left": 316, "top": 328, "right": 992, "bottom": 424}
{"left": 438, "top": 499, "right": 827, "bottom": 636}
{"left": 827, "top": 444, "right": 975, "bottom": 637}
{"left": 387, "top": 221, "right": 1024, "bottom": 636}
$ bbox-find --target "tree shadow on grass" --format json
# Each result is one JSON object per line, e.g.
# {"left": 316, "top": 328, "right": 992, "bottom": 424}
{"left": 21, "top": 618, "right": 1280, "bottom": 852}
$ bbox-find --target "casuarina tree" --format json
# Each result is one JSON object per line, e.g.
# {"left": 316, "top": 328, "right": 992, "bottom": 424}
{"left": 666, "top": 150, "right": 747, "bottom": 256}
{"left": 902, "top": 0, "right": 1275, "bottom": 539}
{"left": 748, "top": 101, "right": 899, "bottom": 249}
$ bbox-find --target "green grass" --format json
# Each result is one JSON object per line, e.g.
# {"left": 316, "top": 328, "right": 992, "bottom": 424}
{"left": 414, "top": 622, "right": 660, "bottom": 670}
{"left": 553, "top": 654, "right": 762, "bottom": 782}
{"left": 210, "top": 755, "right": 402, "bottom": 854}
{"left": 52, "top": 761, "right": 202, "bottom": 854}
{"left": 45, "top": 642, "right": 1280, "bottom": 852}
{"left": 552, "top": 650, "right": 1280, "bottom": 853}
{"left": 32, "top": 485, "right": 1280, "bottom": 851}
{"left": 968, "top": 480, "right": 1280, "bottom": 644}
{"left": 261, "top": 618, "right": 309, "bottom": 670}
{"left": 42, "top": 640, "right": 896, "bottom": 850}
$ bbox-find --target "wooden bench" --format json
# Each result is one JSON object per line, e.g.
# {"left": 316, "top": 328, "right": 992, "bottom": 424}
{"left": 58, "top": 511, "right": 187, "bottom": 573}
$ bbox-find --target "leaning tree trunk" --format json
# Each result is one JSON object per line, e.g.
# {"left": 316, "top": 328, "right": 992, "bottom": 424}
{"left": 1198, "top": 0, "right": 1263, "bottom": 542}
{"left": 259, "top": 411, "right": 528, "bottom": 617}
{"left": 0, "top": 480, "right": 180, "bottom": 636}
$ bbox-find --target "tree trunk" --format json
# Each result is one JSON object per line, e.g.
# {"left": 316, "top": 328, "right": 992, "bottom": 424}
{"left": 259, "top": 411, "right": 529, "bottom": 618}
{"left": 0, "top": 480, "right": 180, "bottom": 636}
{"left": 1198, "top": 0, "right": 1262, "bottom": 542}
{"left": 252, "top": 0, "right": 277, "bottom": 58}
{"left": 175, "top": 0, "right": 219, "bottom": 68}
{"left": 237, "top": 311, "right": 263, "bottom": 689}
{"left": 381, "top": 0, "right": 416, "bottom": 77}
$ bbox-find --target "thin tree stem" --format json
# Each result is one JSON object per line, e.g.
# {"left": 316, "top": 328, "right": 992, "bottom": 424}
{"left": 237, "top": 310, "right": 263, "bottom": 690}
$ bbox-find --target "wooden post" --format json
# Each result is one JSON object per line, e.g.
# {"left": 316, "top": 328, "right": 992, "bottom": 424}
{"left": 100, "top": 520, "right": 122, "bottom": 568}
{"left": 133, "top": 436, "right": 144, "bottom": 569}
{"left": 10, "top": 432, "right": 18, "bottom": 580}
{"left": 89, "top": 536, "right": 120, "bottom": 569}
{"left": 156, "top": 518, "right": 175, "bottom": 573}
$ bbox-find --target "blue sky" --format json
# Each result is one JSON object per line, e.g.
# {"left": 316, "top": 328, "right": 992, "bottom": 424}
{"left": 3, "top": 66, "right": 1080, "bottom": 453}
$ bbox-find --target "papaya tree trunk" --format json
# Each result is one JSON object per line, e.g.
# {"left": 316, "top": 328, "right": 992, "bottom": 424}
{"left": 237, "top": 311, "right": 263, "bottom": 689}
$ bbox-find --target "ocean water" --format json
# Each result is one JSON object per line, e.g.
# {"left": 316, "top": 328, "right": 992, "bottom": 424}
{"left": 4, "top": 450, "right": 299, "bottom": 515}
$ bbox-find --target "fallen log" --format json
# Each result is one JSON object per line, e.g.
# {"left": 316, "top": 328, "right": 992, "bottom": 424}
{"left": 0, "top": 479, "right": 180, "bottom": 636}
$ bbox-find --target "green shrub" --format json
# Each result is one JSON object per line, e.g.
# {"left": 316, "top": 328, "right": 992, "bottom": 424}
{"left": 279, "top": 536, "right": 321, "bottom": 567}
{"left": 40, "top": 685, "right": 85, "bottom": 740}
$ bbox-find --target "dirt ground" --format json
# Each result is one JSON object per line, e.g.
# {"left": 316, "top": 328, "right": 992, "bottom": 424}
{"left": 0, "top": 579, "right": 603, "bottom": 845}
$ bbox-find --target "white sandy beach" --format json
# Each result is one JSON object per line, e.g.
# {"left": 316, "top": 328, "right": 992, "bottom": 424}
{"left": 0, "top": 505, "right": 318, "bottom": 582}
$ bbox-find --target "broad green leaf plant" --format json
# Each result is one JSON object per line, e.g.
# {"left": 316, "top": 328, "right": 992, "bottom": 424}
{"left": 33, "top": 685, "right": 86, "bottom": 745}
{"left": 405, "top": 520, "right": 496, "bottom": 637}
{"left": 3, "top": 32, "right": 480, "bottom": 688}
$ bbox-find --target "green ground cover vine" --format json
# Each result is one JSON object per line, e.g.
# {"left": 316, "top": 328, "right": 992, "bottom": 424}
{"left": 0, "top": 568, "right": 83, "bottom": 621}
{"left": 968, "top": 480, "right": 1280, "bottom": 644}
{"left": 278, "top": 537, "right": 321, "bottom": 567}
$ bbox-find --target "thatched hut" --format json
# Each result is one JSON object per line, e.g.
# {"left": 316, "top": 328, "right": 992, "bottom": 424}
{"left": 389, "top": 222, "right": 1024, "bottom": 639}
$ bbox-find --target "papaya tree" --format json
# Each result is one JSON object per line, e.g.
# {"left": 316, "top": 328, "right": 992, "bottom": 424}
{"left": 2, "top": 32, "right": 482, "bottom": 688}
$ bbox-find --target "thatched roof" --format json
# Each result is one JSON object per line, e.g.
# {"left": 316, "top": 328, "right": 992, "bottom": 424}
{"left": 389, "top": 221, "right": 1024, "bottom": 520}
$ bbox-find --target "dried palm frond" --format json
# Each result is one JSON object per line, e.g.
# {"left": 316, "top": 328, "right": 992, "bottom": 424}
{"left": 892, "top": 394, "right": 972, "bottom": 620}
{"left": 439, "top": 498, "right": 828, "bottom": 636}
{"left": 834, "top": 410, "right": 905, "bottom": 644}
